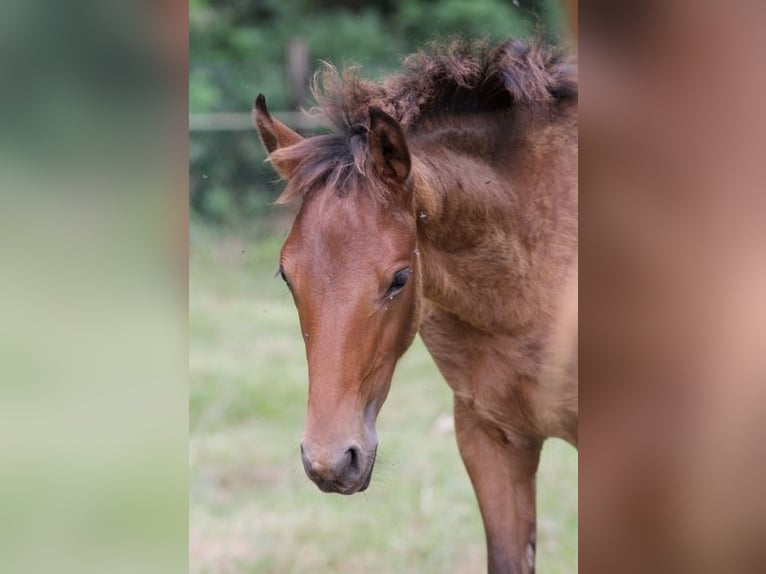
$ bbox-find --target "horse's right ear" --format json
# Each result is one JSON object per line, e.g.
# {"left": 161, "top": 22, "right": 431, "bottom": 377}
{"left": 252, "top": 94, "right": 304, "bottom": 154}
{"left": 253, "top": 94, "right": 304, "bottom": 179}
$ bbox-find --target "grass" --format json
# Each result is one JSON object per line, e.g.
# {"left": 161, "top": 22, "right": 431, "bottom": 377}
{"left": 189, "top": 222, "right": 577, "bottom": 573}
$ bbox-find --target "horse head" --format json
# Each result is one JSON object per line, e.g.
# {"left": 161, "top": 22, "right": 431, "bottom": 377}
{"left": 254, "top": 95, "right": 421, "bottom": 494}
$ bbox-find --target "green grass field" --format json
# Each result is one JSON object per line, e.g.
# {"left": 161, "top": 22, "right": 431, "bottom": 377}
{"left": 189, "top": 222, "right": 577, "bottom": 573}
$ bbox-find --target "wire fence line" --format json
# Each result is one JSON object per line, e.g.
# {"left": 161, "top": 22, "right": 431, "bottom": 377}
{"left": 189, "top": 112, "right": 322, "bottom": 132}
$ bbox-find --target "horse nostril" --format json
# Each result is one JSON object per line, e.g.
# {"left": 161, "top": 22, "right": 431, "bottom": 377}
{"left": 345, "top": 445, "right": 361, "bottom": 474}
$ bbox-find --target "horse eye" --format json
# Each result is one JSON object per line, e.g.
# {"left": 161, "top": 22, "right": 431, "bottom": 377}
{"left": 386, "top": 268, "right": 411, "bottom": 296}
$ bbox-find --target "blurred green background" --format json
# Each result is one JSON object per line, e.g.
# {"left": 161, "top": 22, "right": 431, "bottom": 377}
{"left": 189, "top": 1, "right": 576, "bottom": 572}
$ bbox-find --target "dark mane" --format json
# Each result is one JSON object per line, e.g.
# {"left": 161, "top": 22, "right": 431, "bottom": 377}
{"left": 271, "top": 38, "right": 577, "bottom": 204}
{"left": 314, "top": 38, "right": 577, "bottom": 132}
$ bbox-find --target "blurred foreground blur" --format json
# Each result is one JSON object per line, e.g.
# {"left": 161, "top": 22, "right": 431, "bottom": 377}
{"left": 580, "top": 2, "right": 766, "bottom": 572}
{"left": 0, "top": 2, "right": 186, "bottom": 574}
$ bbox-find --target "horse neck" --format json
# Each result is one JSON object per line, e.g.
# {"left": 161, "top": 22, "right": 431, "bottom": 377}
{"left": 409, "top": 110, "right": 577, "bottom": 333}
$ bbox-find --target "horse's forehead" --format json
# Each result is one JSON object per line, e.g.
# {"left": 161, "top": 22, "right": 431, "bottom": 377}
{"left": 287, "top": 191, "right": 408, "bottom": 272}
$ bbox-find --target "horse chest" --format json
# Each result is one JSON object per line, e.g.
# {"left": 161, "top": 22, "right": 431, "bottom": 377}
{"left": 419, "top": 307, "right": 542, "bottom": 438}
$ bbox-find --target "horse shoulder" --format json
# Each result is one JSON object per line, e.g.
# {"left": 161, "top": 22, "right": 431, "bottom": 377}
{"left": 419, "top": 302, "right": 544, "bottom": 440}
{"left": 419, "top": 265, "right": 578, "bottom": 445}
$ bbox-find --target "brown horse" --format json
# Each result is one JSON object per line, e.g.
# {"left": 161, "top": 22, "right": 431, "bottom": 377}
{"left": 253, "top": 39, "right": 577, "bottom": 574}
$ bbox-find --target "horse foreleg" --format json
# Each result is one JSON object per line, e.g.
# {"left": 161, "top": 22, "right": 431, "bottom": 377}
{"left": 454, "top": 398, "right": 542, "bottom": 574}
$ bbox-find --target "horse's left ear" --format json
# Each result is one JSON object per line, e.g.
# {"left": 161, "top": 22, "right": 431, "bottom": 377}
{"left": 368, "top": 107, "right": 411, "bottom": 182}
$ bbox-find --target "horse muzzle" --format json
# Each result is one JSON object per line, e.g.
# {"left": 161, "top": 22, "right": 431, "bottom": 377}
{"left": 300, "top": 441, "right": 378, "bottom": 495}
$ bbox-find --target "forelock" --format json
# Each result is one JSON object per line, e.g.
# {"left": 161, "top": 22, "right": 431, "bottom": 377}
{"left": 270, "top": 132, "right": 393, "bottom": 205}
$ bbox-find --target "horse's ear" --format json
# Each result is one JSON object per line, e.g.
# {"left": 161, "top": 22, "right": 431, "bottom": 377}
{"left": 253, "top": 94, "right": 304, "bottom": 179}
{"left": 368, "top": 107, "right": 411, "bottom": 182}
{"left": 253, "top": 94, "right": 304, "bottom": 153}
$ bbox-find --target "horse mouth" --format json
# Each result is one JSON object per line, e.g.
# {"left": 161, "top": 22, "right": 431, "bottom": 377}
{"left": 313, "top": 445, "right": 378, "bottom": 495}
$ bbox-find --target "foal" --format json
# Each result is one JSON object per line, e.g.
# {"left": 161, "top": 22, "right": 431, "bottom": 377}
{"left": 254, "top": 39, "right": 577, "bottom": 573}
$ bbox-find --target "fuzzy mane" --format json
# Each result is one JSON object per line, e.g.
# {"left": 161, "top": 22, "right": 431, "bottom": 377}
{"left": 270, "top": 38, "right": 577, "bottom": 204}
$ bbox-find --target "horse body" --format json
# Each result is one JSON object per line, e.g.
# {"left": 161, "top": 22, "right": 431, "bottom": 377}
{"left": 253, "top": 39, "right": 577, "bottom": 573}
{"left": 410, "top": 108, "right": 578, "bottom": 441}
{"left": 410, "top": 105, "right": 577, "bottom": 573}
